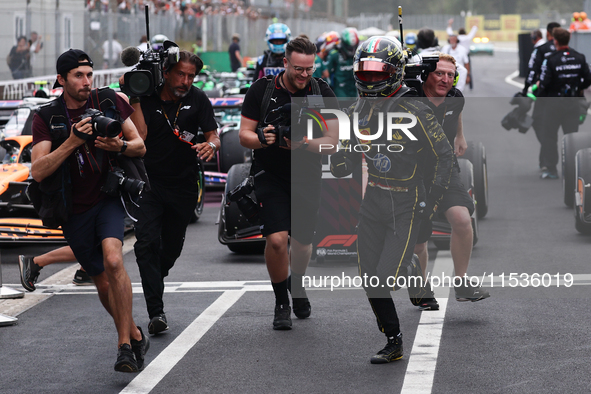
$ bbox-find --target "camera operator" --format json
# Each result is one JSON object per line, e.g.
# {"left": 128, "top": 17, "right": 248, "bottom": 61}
{"left": 330, "top": 36, "right": 453, "bottom": 363}
{"left": 413, "top": 53, "right": 490, "bottom": 310}
{"left": 31, "top": 49, "right": 148, "bottom": 372}
{"left": 127, "top": 50, "right": 219, "bottom": 335}
{"left": 239, "top": 36, "right": 338, "bottom": 330}
{"left": 536, "top": 27, "right": 591, "bottom": 179}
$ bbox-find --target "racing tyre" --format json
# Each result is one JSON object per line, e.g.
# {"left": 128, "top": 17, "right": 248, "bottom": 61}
{"left": 562, "top": 132, "right": 591, "bottom": 207}
{"left": 219, "top": 163, "right": 264, "bottom": 254}
{"left": 219, "top": 129, "right": 250, "bottom": 173}
{"left": 574, "top": 148, "right": 591, "bottom": 234}
{"left": 190, "top": 163, "right": 206, "bottom": 223}
{"left": 463, "top": 141, "right": 488, "bottom": 218}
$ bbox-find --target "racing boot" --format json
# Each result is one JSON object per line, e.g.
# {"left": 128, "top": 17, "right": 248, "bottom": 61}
{"left": 370, "top": 333, "right": 403, "bottom": 364}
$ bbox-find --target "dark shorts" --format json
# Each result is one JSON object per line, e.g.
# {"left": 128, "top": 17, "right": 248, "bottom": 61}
{"left": 416, "top": 166, "right": 475, "bottom": 244}
{"left": 254, "top": 172, "right": 321, "bottom": 245}
{"left": 61, "top": 197, "right": 125, "bottom": 277}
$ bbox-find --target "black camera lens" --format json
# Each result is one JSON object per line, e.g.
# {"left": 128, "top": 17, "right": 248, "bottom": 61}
{"left": 94, "top": 116, "right": 122, "bottom": 138}
{"left": 124, "top": 70, "right": 154, "bottom": 96}
{"left": 120, "top": 177, "right": 145, "bottom": 197}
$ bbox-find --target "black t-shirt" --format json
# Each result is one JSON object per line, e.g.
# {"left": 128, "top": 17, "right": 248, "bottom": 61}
{"left": 229, "top": 42, "right": 241, "bottom": 71}
{"left": 241, "top": 72, "right": 337, "bottom": 182}
{"left": 140, "top": 86, "right": 218, "bottom": 186}
{"left": 422, "top": 87, "right": 464, "bottom": 142}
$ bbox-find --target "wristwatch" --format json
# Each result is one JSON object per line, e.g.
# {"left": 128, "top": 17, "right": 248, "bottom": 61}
{"left": 207, "top": 141, "right": 217, "bottom": 153}
{"left": 120, "top": 140, "right": 128, "bottom": 153}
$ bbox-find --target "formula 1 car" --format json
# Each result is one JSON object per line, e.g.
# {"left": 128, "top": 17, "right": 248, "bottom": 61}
{"left": 195, "top": 97, "right": 251, "bottom": 190}
{"left": 562, "top": 132, "right": 591, "bottom": 208}
{"left": 0, "top": 135, "right": 35, "bottom": 215}
{"left": 0, "top": 135, "right": 66, "bottom": 244}
{"left": 217, "top": 162, "right": 265, "bottom": 254}
{"left": 574, "top": 147, "right": 591, "bottom": 234}
{"left": 463, "top": 140, "right": 489, "bottom": 218}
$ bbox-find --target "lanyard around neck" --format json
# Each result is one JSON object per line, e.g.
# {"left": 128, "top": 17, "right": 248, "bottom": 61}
{"left": 161, "top": 101, "right": 183, "bottom": 132}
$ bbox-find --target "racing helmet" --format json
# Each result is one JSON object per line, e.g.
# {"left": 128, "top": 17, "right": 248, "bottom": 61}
{"left": 353, "top": 36, "right": 406, "bottom": 98}
{"left": 315, "top": 33, "right": 327, "bottom": 54}
{"left": 151, "top": 34, "right": 169, "bottom": 51}
{"left": 320, "top": 31, "right": 340, "bottom": 55}
{"left": 573, "top": 12, "right": 581, "bottom": 21}
{"left": 405, "top": 32, "right": 417, "bottom": 51}
{"left": 265, "top": 23, "right": 291, "bottom": 54}
{"left": 581, "top": 11, "right": 588, "bottom": 20}
{"left": 340, "top": 27, "right": 360, "bottom": 57}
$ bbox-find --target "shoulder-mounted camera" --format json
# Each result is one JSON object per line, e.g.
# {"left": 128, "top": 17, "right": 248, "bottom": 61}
{"left": 120, "top": 40, "right": 180, "bottom": 97}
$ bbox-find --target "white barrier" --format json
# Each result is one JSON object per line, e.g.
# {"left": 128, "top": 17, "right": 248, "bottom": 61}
{"left": 0, "top": 67, "right": 133, "bottom": 100}
{"left": 0, "top": 252, "right": 24, "bottom": 326}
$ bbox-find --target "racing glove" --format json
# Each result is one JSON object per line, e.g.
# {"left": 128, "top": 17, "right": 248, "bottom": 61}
{"left": 416, "top": 184, "right": 446, "bottom": 221}
{"left": 330, "top": 151, "right": 354, "bottom": 178}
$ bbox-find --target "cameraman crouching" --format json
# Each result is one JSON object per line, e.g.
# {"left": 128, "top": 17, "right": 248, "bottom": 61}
{"left": 127, "top": 51, "right": 219, "bottom": 335}
{"left": 239, "top": 36, "right": 338, "bottom": 330}
{"left": 31, "top": 49, "right": 148, "bottom": 372}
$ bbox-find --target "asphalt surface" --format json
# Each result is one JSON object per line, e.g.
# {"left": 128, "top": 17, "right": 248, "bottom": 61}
{"left": 2, "top": 49, "right": 591, "bottom": 393}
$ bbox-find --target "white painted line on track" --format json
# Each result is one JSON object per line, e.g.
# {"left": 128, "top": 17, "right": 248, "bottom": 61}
{"left": 401, "top": 251, "right": 454, "bottom": 394}
{"left": 120, "top": 289, "right": 245, "bottom": 394}
{"left": 505, "top": 70, "right": 524, "bottom": 89}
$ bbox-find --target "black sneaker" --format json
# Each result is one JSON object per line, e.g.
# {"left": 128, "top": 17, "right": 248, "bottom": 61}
{"left": 114, "top": 343, "right": 138, "bottom": 372}
{"left": 148, "top": 313, "right": 169, "bottom": 335}
{"left": 273, "top": 304, "right": 292, "bottom": 330}
{"left": 131, "top": 326, "right": 150, "bottom": 371}
{"left": 292, "top": 298, "right": 311, "bottom": 319}
{"left": 370, "top": 333, "right": 403, "bottom": 364}
{"left": 417, "top": 298, "right": 440, "bottom": 311}
{"left": 288, "top": 274, "right": 312, "bottom": 319}
{"left": 455, "top": 279, "right": 491, "bottom": 302}
{"left": 72, "top": 269, "right": 93, "bottom": 286}
{"left": 18, "top": 255, "right": 41, "bottom": 292}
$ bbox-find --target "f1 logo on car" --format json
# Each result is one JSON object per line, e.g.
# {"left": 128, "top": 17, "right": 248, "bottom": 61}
{"left": 317, "top": 235, "right": 358, "bottom": 247}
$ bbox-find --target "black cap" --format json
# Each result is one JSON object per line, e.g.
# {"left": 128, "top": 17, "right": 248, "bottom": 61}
{"left": 53, "top": 49, "right": 94, "bottom": 89}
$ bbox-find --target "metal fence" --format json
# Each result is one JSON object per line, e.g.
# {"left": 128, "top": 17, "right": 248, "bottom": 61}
{"left": 0, "top": 8, "right": 577, "bottom": 99}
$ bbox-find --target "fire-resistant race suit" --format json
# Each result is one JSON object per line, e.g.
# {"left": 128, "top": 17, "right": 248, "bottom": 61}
{"left": 331, "top": 86, "right": 453, "bottom": 337}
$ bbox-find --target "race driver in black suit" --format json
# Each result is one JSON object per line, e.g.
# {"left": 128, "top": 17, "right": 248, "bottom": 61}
{"left": 330, "top": 36, "right": 453, "bottom": 364}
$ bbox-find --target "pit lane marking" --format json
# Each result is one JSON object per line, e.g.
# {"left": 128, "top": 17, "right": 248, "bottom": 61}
{"left": 401, "top": 251, "right": 453, "bottom": 394}
{"left": 505, "top": 70, "right": 524, "bottom": 89}
{"left": 121, "top": 290, "right": 245, "bottom": 394}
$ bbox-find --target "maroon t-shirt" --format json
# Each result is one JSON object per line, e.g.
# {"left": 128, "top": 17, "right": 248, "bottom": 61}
{"left": 32, "top": 93, "right": 133, "bottom": 214}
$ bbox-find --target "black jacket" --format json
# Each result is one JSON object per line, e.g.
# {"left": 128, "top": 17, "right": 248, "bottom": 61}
{"left": 525, "top": 40, "right": 556, "bottom": 88}
{"left": 538, "top": 47, "right": 591, "bottom": 97}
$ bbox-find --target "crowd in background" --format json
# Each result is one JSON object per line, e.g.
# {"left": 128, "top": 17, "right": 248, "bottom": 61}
{"left": 6, "top": 32, "right": 43, "bottom": 80}
{"left": 86, "top": 0, "right": 262, "bottom": 19}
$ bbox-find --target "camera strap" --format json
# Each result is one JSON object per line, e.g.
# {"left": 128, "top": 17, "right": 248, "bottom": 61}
{"left": 61, "top": 96, "right": 102, "bottom": 177}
